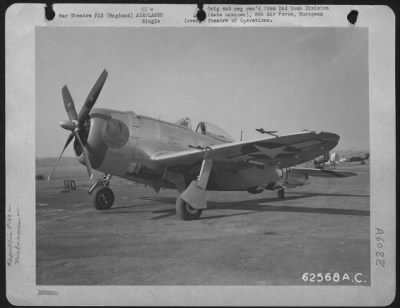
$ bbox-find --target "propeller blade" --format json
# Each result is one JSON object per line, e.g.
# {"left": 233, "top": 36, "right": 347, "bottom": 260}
{"left": 78, "top": 69, "right": 108, "bottom": 124}
{"left": 75, "top": 131, "right": 93, "bottom": 179}
{"left": 62, "top": 86, "right": 78, "bottom": 121}
{"left": 47, "top": 133, "right": 74, "bottom": 180}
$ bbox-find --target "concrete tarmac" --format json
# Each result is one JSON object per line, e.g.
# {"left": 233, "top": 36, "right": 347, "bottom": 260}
{"left": 36, "top": 164, "right": 370, "bottom": 285}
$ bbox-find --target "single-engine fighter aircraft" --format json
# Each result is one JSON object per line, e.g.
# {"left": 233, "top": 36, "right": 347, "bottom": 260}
{"left": 313, "top": 152, "right": 341, "bottom": 169}
{"left": 344, "top": 152, "right": 370, "bottom": 165}
{"left": 313, "top": 152, "right": 331, "bottom": 169}
{"left": 49, "top": 70, "right": 356, "bottom": 220}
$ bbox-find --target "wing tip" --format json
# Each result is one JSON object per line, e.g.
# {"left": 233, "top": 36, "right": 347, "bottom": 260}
{"left": 318, "top": 131, "right": 340, "bottom": 144}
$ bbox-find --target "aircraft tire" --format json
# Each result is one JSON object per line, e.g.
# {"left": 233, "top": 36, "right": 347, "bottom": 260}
{"left": 277, "top": 188, "right": 285, "bottom": 199}
{"left": 247, "top": 186, "right": 264, "bottom": 194}
{"left": 91, "top": 186, "right": 114, "bottom": 210}
{"left": 176, "top": 197, "right": 202, "bottom": 220}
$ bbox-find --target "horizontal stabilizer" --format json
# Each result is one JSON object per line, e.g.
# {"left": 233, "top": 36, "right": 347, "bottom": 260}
{"left": 290, "top": 168, "right": 357, "bottom": 178}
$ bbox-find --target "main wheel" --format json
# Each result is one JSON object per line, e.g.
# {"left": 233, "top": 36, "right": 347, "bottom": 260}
{"left": 176, "top": 197, "right": 202, "bottom": 220}
{"left": 277, "top": 188, "right": 285, "bottom": 199}
{"left": 91, "top": 186, "right": 115, "bottom": 210}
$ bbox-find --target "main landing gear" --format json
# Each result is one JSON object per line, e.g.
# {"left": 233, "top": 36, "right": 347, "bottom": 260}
{"left": 176, "top": 197, "right": 202, "bottom": 221}
{"left": 176, "top": 158, "right": 213, "bottom": 220}
{"left": 89, "top": 174, "right": 114, "bottom": 210}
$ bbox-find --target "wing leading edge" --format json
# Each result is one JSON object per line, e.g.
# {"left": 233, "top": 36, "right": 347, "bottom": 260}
{"left": 151, "top": 131, "right": 339, "bottom": 169}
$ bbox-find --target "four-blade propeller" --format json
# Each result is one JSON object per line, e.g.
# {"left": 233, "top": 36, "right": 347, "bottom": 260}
{"left": 48, "top": 70, "right": 108, "bottom": 180}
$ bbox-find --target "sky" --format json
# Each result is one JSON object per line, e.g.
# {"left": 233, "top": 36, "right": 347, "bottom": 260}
{"left": 36, "top": 26, "right": 369, "bottom": 157}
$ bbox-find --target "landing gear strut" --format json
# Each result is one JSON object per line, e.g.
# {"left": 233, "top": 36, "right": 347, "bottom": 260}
{"left": 89, "top": 174, "right": 114, "bottom": 210}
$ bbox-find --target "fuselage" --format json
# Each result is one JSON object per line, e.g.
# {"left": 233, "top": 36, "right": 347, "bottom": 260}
{"left": 75, "top": 108, "right": 289, "bottom": 191}
{"left": 349, "top": 153, "right": 369, "bottom": 162}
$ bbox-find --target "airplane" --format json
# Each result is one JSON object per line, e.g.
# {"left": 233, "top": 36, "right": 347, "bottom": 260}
{"left": 313, "top": 152, "right": 331, "bottom": 169}
{"left": 48, "top": 69, "right": 356, "bottom": 220}
{"left": 343, "top": 152, "right": 370, "bottom": 165}
{"left": 313, "top": 152, "right": 341, "bottom": 169}
{"left": 328, "top": 152, "right": 341, "bottom": 168}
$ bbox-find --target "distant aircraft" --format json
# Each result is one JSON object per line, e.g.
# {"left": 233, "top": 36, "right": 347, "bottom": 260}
{"left": 313, "top": 152, "right": 330, "bottom": 169}
{"left": 328, "top": 152, "right": 341, "bottom": 168}
{"left": 49, "top": 70, "right": 356, "bottom": 220}
{"left": 313, "top": 152, "right": 341, "bottom": 169}
{"left": 343, "top": 152, "right": 370, "bottom": 165}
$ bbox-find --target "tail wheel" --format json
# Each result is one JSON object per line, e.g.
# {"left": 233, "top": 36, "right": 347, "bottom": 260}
{"left": 91, "top": 186, "right": 114, "bottom": 210}
{"left": 176, "top": 197, "right": 202, "bottom": 220}
{"left": 277, "top": 188, "right": 285, "bottom": 199}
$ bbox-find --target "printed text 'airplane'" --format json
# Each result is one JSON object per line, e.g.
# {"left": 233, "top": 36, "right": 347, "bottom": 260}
{"left": 49, "top": 70, "right": 356, "bottom": 220}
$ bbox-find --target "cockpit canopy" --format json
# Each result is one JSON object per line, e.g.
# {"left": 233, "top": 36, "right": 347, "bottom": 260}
{"left": 176, "top": 117, "right": 234, "bottom": 142}
{"left": 175, "top": 117, "right": 192, "bottom": 129}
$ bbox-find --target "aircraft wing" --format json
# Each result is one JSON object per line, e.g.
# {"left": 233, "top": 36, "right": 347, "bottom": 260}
{"left": 289, "top": 167, "right": 357, "bottom": 178}
{"left": 152, "top": 131, "right": 339, "bottom": 169}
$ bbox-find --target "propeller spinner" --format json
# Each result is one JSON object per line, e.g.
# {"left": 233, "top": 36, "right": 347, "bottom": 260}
{"left": 48, "top": 69, "right": 108, "bottom": 180}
